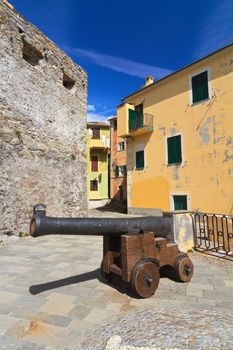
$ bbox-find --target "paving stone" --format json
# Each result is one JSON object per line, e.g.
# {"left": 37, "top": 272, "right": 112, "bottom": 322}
{"left": 0, "top": 231, "right": 232, "bottom": 349}
{"left": 39, "top": 300, "right": 76, "bottom": 316}
{"left": 186, "top": 286, "right": 204, "bottom": 297}
{"left": 197, "top": 297, "right": 217, "bottom": 306}
{"left": 0, "top": 303, "right": 14, "bottom": 315}
{"left": 211, "top": 286, "right": 233, "bottom": 296}
{"left": 0, "top": 291, "right": 18, "bottom": 304}
{"left": 0, "top": 314, "right": 19, "bottom": 335}
{"left": 203, "top": 289, "right": 232, "bottom": 301}
{"left": 40, "top": 313, "right": 72, "bottom": 328}
{"left": 45, "top": 292, "right": 77, "bottom": 304}
{"left": 0, "top": 335, "right": 55, "bottom": 350}
{"left": 188, "top": 281, "right": 214, "bottom": 291}
{"left": 69, "top": 304, "right": 93, "bottom": 320}
{"left": 58, "top": 331, "right": 88, "bottom": 350}
{"left": 5, "top": 319, "right": 68, "bottom": 348}
{"left": 224, "top": 280, "right": 233, "bottom": 287}
{"left": 85, "top": 308, "right": 116, "bottom": 324}
{"left": 106, "top": 302, "right": 124, "bottom": 313}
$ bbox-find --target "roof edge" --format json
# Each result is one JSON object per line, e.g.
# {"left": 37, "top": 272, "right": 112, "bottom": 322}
{"left": 121, "top": 42, "right": 233, "bottom": 101}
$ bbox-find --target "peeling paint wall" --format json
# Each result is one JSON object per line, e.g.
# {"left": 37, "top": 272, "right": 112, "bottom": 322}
{"left": 173, "top": 214, "right": 194, "bottom": 252}
{"left": 121, "top": 45, "right": 233, "bottom": 215}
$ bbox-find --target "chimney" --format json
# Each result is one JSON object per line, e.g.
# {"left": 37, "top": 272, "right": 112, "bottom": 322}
{"left": 144, "top": 76, "right": 154, "bottom": 86}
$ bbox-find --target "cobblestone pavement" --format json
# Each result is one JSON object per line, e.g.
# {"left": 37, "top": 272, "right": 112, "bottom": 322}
{"left": 78, "top": 308, "right": 233, "bottom": 350}
{"left": 0, "top": 213, "right": 232, "bottom": 349}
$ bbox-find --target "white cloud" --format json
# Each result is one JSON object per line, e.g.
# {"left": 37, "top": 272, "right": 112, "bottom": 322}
{"left": 67, "top": 47, "right": 173, "bottom": 79}
{"left": 87, "top": 112, "right": 112, "bottom": 123}
{"left": 194, "top": 0, "right": 233, "bottom": 59}
{"left": 87, "top": 104, "right": 96, "bottom": 112}
{"left": 87, "top": 104, "right": 116, "bottom": 122}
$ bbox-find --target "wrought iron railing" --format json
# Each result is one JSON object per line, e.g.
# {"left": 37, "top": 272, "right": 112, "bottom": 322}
{"left": 128, "top": 110, "right": 153, "bottom": 131}
{"left": 193, "top": 212, "right": 233, "bottom": 258}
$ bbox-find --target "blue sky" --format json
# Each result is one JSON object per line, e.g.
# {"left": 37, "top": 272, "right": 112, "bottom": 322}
{"left": 10, "top": 0, "right": 233, "bottom": 121}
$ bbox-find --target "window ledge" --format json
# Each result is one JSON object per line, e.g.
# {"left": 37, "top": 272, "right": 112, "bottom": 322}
{"left": 167, "top": 162, "right": 182, "bottom": 167}
{"left": 135, "top": 167, "right": 145, "bottom": 171}
{"left": 190, "top": 98, "right": 210, "bottom": 107}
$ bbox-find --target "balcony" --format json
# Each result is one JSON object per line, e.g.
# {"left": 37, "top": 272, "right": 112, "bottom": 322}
{"left": 89, "top": 136, "right": 110, "bottom": 149}
{"left": 128, "top": 109, "right": 154, "bottom": 136}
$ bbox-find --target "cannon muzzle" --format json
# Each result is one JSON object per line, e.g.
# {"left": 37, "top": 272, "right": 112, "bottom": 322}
{"left": 30, "top": 204, "right": 173, "bottom": 240}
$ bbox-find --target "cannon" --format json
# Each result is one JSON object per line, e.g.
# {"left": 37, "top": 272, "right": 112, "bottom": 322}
{"left": 30, "top": 204, "right": 193, "bottom": 298}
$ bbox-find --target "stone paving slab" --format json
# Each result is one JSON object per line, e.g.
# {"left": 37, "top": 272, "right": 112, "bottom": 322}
{"left": 0, "top": 234, "right": 232, "bottom": 349}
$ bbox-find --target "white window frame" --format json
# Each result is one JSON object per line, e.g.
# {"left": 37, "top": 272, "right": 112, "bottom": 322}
{"left": 188, "top": 67, "right": 212, "bottom": 106}
{"left": 165, "top": 132, "right": 184, "bottom": 166}
{"left": 170, "top": 192, "right": 190, "bottom": 211}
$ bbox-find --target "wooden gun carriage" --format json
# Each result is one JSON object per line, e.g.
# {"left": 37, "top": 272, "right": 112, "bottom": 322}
{"left": 30, "top": 204, "right": 193, "bottom": 298}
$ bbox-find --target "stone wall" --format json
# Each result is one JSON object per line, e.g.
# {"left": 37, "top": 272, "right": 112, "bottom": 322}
{"left": 0, "top": 0, "right": 88, "bottom": 235}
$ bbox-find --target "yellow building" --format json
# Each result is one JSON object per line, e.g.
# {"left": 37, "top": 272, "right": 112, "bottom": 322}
{"left": 87, "top": 122, "right": 110, "bottom": 209}
{"left": 117, "top": 44, "right": 233, "bottom": 215}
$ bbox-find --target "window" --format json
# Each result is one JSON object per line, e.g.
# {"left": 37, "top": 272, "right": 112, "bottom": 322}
{"left": 91, "top": 156, "right": 98, "bottom": 172}
{"left": 115, "top": 165, "right": 127, "bottom": 177}
{"left": 167, "top": 135, "right": 182, "bottom": 165}
{"left": 118, "top": 142, "right": 125, "bottom": 151}
{"left": 136, "top": 150, "right": 144, "bottom": 169}
{"left": 90, "top": 180, "right": 98, "bottom": 191}
{"left": 173, "top": 195, "right": 188, "bottom": 210}
{"left": 191, "top": 70, "right": 209, "bottom": 104}
{"left": 129, "top": 103, "right": 144, "bottom": 130}
{"left": 22, "top": 40, "right": 43, "bottom": 66}
{"left": 91, "top": 127, "right": 100, "bottom": 139}
{"left": 113, "top": 119, "right": 117, "bottom": 129}
{"left": 63, "top": 73, "right": 75, "bottom": 90}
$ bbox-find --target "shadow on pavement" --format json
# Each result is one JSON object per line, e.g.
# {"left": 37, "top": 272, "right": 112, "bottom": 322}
{"left": 29, "top": 268, "right": 138, "bottom": 298}
{"left": 29, "top": 268, "right": 100, "bottom": 295}
{"left": 29, "top": 266, "right": 181, "bottom": 296}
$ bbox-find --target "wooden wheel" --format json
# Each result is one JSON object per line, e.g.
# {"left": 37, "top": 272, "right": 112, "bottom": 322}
{"left": 131, "top": 261, "right": 159, "bottom": 298}
{"left": 174, "top": 257, "right": 194, "bottom": 282}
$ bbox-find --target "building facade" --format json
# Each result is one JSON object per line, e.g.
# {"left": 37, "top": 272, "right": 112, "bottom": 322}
{"left": 0, "top": 0, "right": 87, "bottom": 234}
{"left": 109, "top": 117, "right": 127, "bottom": 205}
{"left": 117, "top": 44, "right": 233, "bottom": 215}
{"left": 87, "top": 122, "right": 110, "bottom": 208}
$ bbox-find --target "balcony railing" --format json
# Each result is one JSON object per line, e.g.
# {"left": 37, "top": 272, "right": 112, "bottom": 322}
{"left": 128, "top": 110, "right": 154, "bottom": 132}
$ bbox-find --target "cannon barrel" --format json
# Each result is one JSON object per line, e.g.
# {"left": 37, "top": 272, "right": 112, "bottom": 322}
{"left": 30, "top": 204, "right": 173, "bottom": 240}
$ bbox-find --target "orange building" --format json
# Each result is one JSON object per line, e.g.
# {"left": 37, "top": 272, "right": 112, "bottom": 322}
{"left": 109, "top": 117, "right": 127, "bottom": 205}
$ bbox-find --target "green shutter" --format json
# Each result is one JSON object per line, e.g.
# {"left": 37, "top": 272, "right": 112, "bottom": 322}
{"left": 129, "top": 109, "right": 136, "bottom": 130}
{"left": 136, "top": 150, "right": 144, "bottom": 169}
{"left": 167, "top": 135, "right": 182, "bottom": 164}
{"left": 115, "top": 166, "right": 119, "bottom": 177}
{"left": 129, "top": 105, "right": 144, "bottom": 130}
{"left": 173, "top": 195, "right": 187, "bottom": 210}
{"left": 192, "top": 71, "right": 209, "bottom": 103}
{"left": 135, "top": 104, "right": 143, "bottom": 129}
